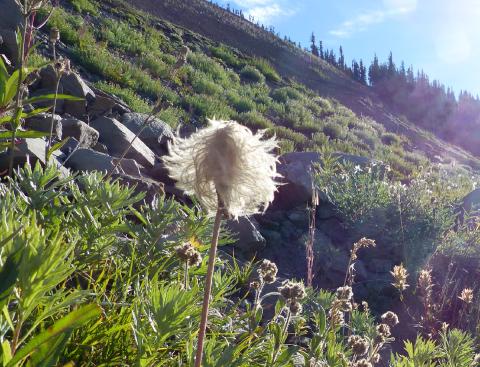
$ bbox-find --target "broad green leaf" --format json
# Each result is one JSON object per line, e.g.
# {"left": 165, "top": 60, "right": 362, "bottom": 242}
{"left": 0, "top": 130, "right": 50, "bottom": 139}
{"left": 47, "top": 137, "right": 70, "bottom": 161}
{"left": 24, "top": 94, "right": 84, "bottom": 104}
{"left": 1, "top": 340, "right": 12, "bottom": 366}
{"left": 6, "top": 304, "right": 101, "bottom": 367}
{"left": 0, "top": 248, "right": 22, "bottom": 310}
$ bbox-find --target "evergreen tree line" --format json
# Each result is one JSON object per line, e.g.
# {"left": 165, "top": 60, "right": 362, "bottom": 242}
{"left": 310, "top": 32, "right": 480, "bottom": 156}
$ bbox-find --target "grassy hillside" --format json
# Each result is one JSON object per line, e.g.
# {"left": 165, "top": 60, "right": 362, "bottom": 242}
{"left": 33, "top": 0, "right": 480, "bottom": 180}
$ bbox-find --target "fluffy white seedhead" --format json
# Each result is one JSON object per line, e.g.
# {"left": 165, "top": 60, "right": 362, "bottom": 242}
{"left": 163, "top": 119, "right": 280, "bottom": 219}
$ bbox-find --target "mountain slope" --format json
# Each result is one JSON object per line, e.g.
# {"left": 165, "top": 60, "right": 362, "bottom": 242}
{"left": 129, "top": 0, "right": 480, "bottom": 169}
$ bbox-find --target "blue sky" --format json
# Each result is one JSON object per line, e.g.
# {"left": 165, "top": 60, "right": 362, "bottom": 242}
{"left": 216, "top": 0, "right": 480, "bottom": 97}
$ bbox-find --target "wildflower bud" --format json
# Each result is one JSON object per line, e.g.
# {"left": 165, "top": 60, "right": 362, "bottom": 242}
{"left": 353, "top": 359, "right": 372, "bottom": 367}
{"left": 372, "top": 354, "right": 381, "bottom": 364}
{"left": 459, "top": 288, "right": 474, "bottom": 304}
{"left": 347, "top": 335, "right": 369, "bottom": 356}
{"left": 279, "top": 281, "right": 305, "bottom": 301}
{"left": 175, "top": 242, "right": 202, "bottom": 267}
{"left": 328, "top": 307, "right": 344, "bottom": 326}
{"left": 335, "top": 286, "right": 353, "bottom": 301}
{"left": 49, "top": 27, "right": 60, "bottom": 43}
{"left": 472, "top": 354, "right": 480, "bottom": 366}
{"left": 391, "top": 264, "right": 409, "bottom": 292}
{"left": 376, "top": 323, "right": 391, "bottom": 339}
{"left": 361, "top": 301, "right": 370, "bottom": 313}
{"left": 258, "top": 259, "right": 278, "bottom": 284}
{"left": 249, "top": 280, "right": 261, "bottom": 290}
{"left": 288, "top": 300, "right": 303, "bottom": 315}
{"left": 381, "top": 311, "right": 399, "bottom": 328}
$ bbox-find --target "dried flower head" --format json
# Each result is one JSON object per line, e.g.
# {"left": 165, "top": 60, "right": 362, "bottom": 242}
{"left": 351, "top": 359, "right": 372, "bottom": 367}
{"left": 376, "top": 323, "right": 391, "bottom": 339}
{"left": 288, "top": 300, "right": 303, "bottom": 315}
{"left": 328, "top": 307, "right": 345, "bottom": 326}
{"left": 163, "top": 119, "right": 279, "bottom": 219}
{"left": 175, "top": 242, "right": 202, "bottom": 267}
{"left": 249, "top": 280, "right": 261, "bottom": 290}
{"left": 351, "top": 237, "right": 376, "bottom": 260}
{"left": 49, "top": 27, "right": 60, "bottom": 43}
{"left": 335, "top": 286, "right": 353, "bottom": 301}
{"left": 391, "top": 264, "right": 409, "bottom": 291}
{"left": 258, "top": 259, "right": 278, "bottom": 284}
{"left": 459, "top": 288, "right": 474, "bottom": 304}
{"left": 347, "top": 335, "right": 369, "bottom": 356}
{"left": 279, "top": 281, "right": 306, "bottom": 301}
{"left": 381, "top": 311, "right": 399, "bottom": 328}
{"left": 372, "top": 354, "right": 381, "bottom": 364}
{"left": 472, "top": 354, "right": 480, "bottom": 366}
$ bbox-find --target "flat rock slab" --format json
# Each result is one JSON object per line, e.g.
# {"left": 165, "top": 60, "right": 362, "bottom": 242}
{"left": 111, "top": 173, "right": 164, "bottom": 205}
{"left": 90, "top": 116, "right": 155, "bottom": 168}
{"left": 120, "top": 113, "right": 173, "bottom": 156}
{"left": 0, "top": 138, "right": 46, "bottom": 172}
{"left": 65, "top": 148, "right": 142, "bottom": 177}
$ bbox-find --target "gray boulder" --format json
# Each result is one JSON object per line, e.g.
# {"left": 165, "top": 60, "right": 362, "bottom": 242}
{"left": 0, "top": 0, "right": 22, "bottom": 31}
{"left": 111, "top": 173, "right": 164, "bottom": 204}
{"left": 90, "top": 116, "right": 155, "bottom": 168}
{"left": 0, "top": 29, "right": 18, "bottom": 64}
{"left": 120, "top": 113, "right": 173, "bottom": 156}
{"left": 24, "top": 113, "right": 63, "bottom": 139}
{"left": 65, "top": 148, "right": 142, "bottom": 177}
{"left": 0, "top": 138, "right": 46, "bottom": 172}
{"left": 61, "top": 117, "right": 99, "bottom": 148}
{"left": 274, "top": 151, "right": 320, "bottom": 210}
{"left": 227, "top": 217, "right": 266, "bottom": 255}
{"left": 61, "top": 72, "right": 96, "bottom": 118}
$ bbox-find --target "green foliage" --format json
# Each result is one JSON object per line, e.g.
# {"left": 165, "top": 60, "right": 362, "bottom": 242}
{"left": 249, "top": 57, "right": 281, "bottom": 82}
{"left": 94, "top": 81, "right": 151, "bottom": 113}
{"left": 240, "top": 65, "right": 265, "bottom": 84}
{"left": 68, "top": 0, "right": 99, "bottom": 15}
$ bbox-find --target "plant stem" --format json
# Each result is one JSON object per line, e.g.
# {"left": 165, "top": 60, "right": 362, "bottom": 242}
{"left": 46, "top": 44, "right": 60, "bottom": 159}
{"left": 105, "top": 111, "right": 156, "bottom": 180}
{"left": 184, "top": 261, "right": 189, "bottom": 290}
{"left": 194, "top": 199, "right": 223, "bottom": 367}
{"left": 8, "top": 15, "right": 28, "bottom": 176}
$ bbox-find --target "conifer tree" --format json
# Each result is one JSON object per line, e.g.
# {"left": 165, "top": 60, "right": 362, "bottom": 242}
{"left": 310, "top": 32, "right": 319, "bottom": 56}
{"left": 319, "top": 40, "right": 324, "bottom": 59}
{"left": 338, "top": 46, "right": 345, "bottom": 70}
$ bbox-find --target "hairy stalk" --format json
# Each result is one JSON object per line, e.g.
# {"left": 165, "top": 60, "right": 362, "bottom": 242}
{"left": 184, "top": 261, "right": 189, "bottom": 290}
{"left": 270, "top": 308, "right": 291, "bottom": 366}
{"left": 306, "top": 178, "right": 318, "bottom": 287}
{"left": 8, "top": 15, "right": 29, "bottom": 177}
{"left": 46, "top": 42, "right": 60, "bottom": 158}
{"left": 194, "top": 196, "right": 223, "bottom": 367}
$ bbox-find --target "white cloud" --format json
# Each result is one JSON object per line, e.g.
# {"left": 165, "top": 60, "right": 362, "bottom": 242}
{"left": 330, "top": 0, "right": 417, "bottom": 38}
{"left": 230, "top": 0, "right": 295, "bottom": 24}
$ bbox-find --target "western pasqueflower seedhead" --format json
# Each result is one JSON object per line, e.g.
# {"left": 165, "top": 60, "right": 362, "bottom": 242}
{"left": 163, "top": 119, "right": 279, "bottom": 219}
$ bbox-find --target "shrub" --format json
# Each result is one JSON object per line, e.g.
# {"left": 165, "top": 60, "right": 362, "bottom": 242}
{"left": 210, "top": 45, "right": 242, "bottom": 67}
{"left": 250, "top": 57, "right": 281, "bottom": 82}
{"left": 240, "top": 65, "right": 265, "bottom": 84}
{"left": 236, "top": 111, "right": 274, "bottom": 130}
{"left": 184, "top": 94, "right": 235, "bottom": 120}
{"left": 323, "top": 122, "right": 346, "bottom": 139}
{"left": 68, "top": 0, "right": 99, "bottom": 15}
{"left": 271, "top": 86, "right": 303, "bottom": 103}
{"left": 227, "top": 92, "right": 256, "bottom": 113}
{"left": 381, "top": 132, "right": 402, "bottom": 145}
{"left": 191, "top": 72, "right": 223, "bottom": 96}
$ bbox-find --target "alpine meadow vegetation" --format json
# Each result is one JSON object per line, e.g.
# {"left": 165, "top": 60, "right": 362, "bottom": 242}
{"left": 0, "top": 0, "right": 479, "bottom": 366}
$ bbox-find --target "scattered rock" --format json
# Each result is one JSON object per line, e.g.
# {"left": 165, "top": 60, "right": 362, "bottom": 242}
{"left": 61, "top": 116, "right": 99, "bottom": 148}
{"left": 274, "top": 151, "right": 320, "bottom": 210}
{"left": 111, "top": 173, "right": 164, "bottom": 204}
{"left": 0, "top": 29, "right": 18, "bottom": 65}
{"left": 0, "top": 138, "right": 46, "bottom": 172}
{"left": 227, "top": 217, "right": 266, "bottom": 256}
{"left": 0, "top": 0, "right": 22, "bottom": 31}
{"left": 142, "top": 161, "right": 176, "bottom": 186}
{"left": 90, "top": 116, "right": 155, "bottom": 168}
{"left": 24, "top": 113, "right": 63, "bottom": 139}
{"left": 65, "top": 148, "right": 143, "bottom": 177}
{"left": 61, "top": 72, "right": 96, "bottom": 118}
{"left": 120, "top": 113, "right": 173, "bottom": 156}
